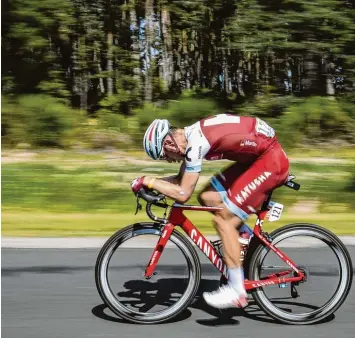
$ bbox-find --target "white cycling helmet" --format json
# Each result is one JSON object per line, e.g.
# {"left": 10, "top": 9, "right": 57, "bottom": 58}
{"left": 143, "top": 119, "right": 171, "bottom": 160}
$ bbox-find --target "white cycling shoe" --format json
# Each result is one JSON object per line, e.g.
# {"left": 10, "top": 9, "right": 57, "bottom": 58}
{"left": 203, "top": 284, "right": 248, "bottom": 309}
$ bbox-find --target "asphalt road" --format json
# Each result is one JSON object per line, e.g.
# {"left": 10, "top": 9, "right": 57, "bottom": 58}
{"left": 2, "top": 246, "right": 355, "bottom": 338}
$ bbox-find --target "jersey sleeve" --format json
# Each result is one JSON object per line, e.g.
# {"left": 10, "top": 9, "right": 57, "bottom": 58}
{"left": 184, "top": 124, "right": 210, "bottom": 173}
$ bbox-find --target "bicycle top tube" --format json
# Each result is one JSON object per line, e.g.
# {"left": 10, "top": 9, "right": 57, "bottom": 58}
{"left": 172, "top": 203, "right": 223, "bottom": 212}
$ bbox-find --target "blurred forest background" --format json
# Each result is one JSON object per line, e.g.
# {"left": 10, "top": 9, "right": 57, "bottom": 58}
{"left": 2, "top": 0, "right": 355, "bottom": 236}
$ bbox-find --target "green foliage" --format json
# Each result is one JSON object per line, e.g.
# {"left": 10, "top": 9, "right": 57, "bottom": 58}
{"left": 276, "top": 97, "right": 355, "bottom": 147}
{"left": 2, "top": 95, "right": 78, "bottom": 147}
{"left": 1, "top": 96, "right": 28, "bottom": 146}
{"left": 135, "top": 102, "right": 166, "bottom": 131}
{"left": 1, "top": 163, "right": 135, "bottom": 213}
{"left": 167, "top": 93, "right": 220, "bottom": 127}
{"left": 239, "top": 87, "right": 296, "bottom": 118}
{"left": 2, "top": 0, "right": 355, "bottom": 151}
{"left": 2, "top": 156, "right": 354, "bottom": 214}
{"left": 94, "top": 114, "right": 139, "bottom": 149}
{"left": 238, "top": 95, "right": 355, "bottom": 148}
{"left": 97, "top": 76, "right": 141, "bottom": 116}
{"left": 136, "top": 91, "right": 219, "bottom": 134}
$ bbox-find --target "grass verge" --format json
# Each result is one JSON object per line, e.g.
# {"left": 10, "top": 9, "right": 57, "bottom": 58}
{"left": 2, "top": 211, "right": 355, "bottom": 237}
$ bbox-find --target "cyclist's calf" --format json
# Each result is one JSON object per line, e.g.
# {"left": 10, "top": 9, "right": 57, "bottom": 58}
{"left": 212, "top": 207, "right": 243, "bottom": 267}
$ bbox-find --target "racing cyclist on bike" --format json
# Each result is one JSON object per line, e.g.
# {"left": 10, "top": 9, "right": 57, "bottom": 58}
{"left": 131, "top": 114, "right": 290, "bottom": 309}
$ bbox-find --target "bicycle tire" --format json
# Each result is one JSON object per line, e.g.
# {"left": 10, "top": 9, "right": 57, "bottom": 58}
{"left": 95, "top": 222, "right": 201, "bottom": 324}
{"left": 248, "top": 223, "right": 353, "bottom": 325}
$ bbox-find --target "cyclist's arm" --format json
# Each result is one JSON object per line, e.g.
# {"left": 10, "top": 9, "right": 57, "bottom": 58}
{"left": 160, "top": 162, "right": 186, "bottom": 185}
{"left": 143, "top": 170, "right": 199, "bottom": 204}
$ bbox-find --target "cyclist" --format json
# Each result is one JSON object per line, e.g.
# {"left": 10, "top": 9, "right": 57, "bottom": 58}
{"left": 131, "top": 114, "right": 289, "bottom": 309}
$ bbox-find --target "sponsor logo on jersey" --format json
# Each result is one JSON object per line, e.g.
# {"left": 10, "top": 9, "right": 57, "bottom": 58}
{"left": 240, "top": 140, "right": 257, "bottom": 147}
{"left": 234, "top": 171, "right": 272, "bottom": 205}
{"left": 198, "top": 146, "right": 202, "bottom": 159}
{"left": 185, "top": 147, "right": 192, "bottom": 162}
{"left": 206, "top": 153, "right": 223, "bottom": 161}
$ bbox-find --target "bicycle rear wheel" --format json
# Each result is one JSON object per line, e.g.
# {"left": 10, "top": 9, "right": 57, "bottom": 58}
{"left": 248, "top": 223, "right": 353, "bottom": 324}
{"left": 95, "top": 222, "right": 201, "bottom": 324}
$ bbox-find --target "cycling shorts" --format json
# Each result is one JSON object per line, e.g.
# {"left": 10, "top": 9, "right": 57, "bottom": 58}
{"left": 210, "top": 142, "right": 289, "bottom": 220}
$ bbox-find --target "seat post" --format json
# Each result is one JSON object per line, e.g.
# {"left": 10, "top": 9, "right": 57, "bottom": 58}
{"left": 261, "top": 191, "right": 273, "bottom": 211}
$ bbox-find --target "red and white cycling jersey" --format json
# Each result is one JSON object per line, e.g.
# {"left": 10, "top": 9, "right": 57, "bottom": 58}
{"left": 184, "top": 114, "right": 277, "bottom": 172}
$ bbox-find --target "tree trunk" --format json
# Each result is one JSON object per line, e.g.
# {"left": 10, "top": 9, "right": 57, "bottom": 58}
{"left": 324, "top": 58, "right": 335, "bottom": 96}
{"left": 144, "top": 0, "right": 154, "bottom": 102}
{"left": 161, "top": 6, "right": 173, "bottom": 90}
{"left": 129, "top": 0, "right": 141, "bottom": 94}
{"left": 302, "top": 53, "right": 319, "bottom": 95}
{"left": 237, "top": 58, "right": 245, "bottom": 96}
{"left": 181, "top": 30, "right": 188, "bottom": 89}
{"left": 107, "top": 31, "right": 113, "bottom": 96}
{"left": 265, "top": 55, "right": 269, "bottom": 85}
{"left": 77, "top": 36, "right": 88, "bottom": 111}
{"left": 255, "top": 53, "right": 260, "bottom": 82}
{"left": 255, "top": 53, "right": 260, "bottom": 93}
{"left": 94, "top": 48, "right": 105, "bottom": 94}
{"left": 222, "top": 51, "right": 229, "bottom": 94}
{"left": 197, "top": 52, "right": 202, "bottom": 87}
{"left": 297, "top": 56, "right": 302, "bottom": 92}
{"left": 80, "top": 72, "right": 88, "bottom": 111}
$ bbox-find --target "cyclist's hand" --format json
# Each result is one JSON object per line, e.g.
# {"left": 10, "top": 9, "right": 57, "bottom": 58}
{"left": 131, "top": 176, "right": 145, "bottom": 195}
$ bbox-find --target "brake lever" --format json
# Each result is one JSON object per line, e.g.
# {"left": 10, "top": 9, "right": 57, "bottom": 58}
{"left": 135, "top": 195, "right": 142, "bottom": 215}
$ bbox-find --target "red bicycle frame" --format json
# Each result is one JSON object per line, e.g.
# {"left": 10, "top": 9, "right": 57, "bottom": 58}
{"left": 144, "top": 203, "right": 305, "bottom": 291}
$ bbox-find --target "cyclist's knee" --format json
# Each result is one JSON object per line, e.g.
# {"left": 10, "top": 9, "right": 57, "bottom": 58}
{"left": 213, "top": 213, "right": 231, "bottom": 234}
{"left": 197, "top": 191, "right": 206, "bottom": 206}
{"left": 213, "top": 208, "right": 243, "bottom": 231}
{"left": 198, "top": 189, "right": 221, "bottom": 207}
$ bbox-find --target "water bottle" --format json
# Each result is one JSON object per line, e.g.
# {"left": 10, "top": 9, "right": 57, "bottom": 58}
{"left": 238, "top": 223, "right": 253, "bottom": 262}
{"left": 238, "top": 223, "right": 253, "bottom": 243}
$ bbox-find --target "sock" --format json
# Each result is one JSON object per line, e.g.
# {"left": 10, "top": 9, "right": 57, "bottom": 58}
{"left": 228, "top": 267, "right": 246, "bottom": 295}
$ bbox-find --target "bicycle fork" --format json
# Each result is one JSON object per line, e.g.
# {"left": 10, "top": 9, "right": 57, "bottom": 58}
{"left": 144, "top": 223, "right": 174, "bottom": 279}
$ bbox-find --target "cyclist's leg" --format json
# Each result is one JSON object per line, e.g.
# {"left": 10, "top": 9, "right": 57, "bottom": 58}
{"left": 198, "top": 162, "right": 249, "bottom": 209}
{"left": 213, "top": 205, "right": 244, "bottom": 267}
{"left": 203, "top": 144, "right": 289, "bottom": 309}
{"left": 200, "top": 163, "right": 250, "bottom": 308}
{"left": 198, "top": 163, "right": 250, "bottom": 276}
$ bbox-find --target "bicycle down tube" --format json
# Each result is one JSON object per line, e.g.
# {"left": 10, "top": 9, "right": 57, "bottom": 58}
{"left": 144, "top": 204, "right": 305, "bottom": 290}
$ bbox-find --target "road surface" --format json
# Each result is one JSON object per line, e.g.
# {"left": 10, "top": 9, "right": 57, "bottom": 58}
{"left": 2, "top": 245, "right": 354, "bottom": 338}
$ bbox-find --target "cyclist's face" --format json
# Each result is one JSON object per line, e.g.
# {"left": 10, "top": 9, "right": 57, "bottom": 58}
{"left": 164, "top": 149, "right": 184, "bottom": 163}
{"left": 161, "top": 135, "right": 184, "bottom": 163}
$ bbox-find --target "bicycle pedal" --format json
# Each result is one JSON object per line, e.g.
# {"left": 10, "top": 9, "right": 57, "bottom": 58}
{"left": 291, "top": 284, "right": 299, "bottom": 298}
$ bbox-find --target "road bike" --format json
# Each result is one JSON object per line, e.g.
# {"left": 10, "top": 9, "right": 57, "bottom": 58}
{"left": 95, "top": 174, "right": 353, "bottom": 324}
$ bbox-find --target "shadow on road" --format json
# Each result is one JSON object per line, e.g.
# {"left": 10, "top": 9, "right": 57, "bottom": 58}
{"left": 91, "top": 277, "right": 336, "bottom": 326}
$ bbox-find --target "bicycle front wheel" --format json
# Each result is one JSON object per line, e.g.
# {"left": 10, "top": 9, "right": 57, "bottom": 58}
{"left": 249, "top": 223, "right": 353, "bottom": 324}
{"left": 95, "top": 222, "right": 201, "bottom": 324}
